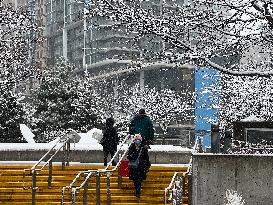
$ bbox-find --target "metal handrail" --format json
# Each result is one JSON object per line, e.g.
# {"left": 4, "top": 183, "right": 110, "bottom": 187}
{"left": 23, "top": 129, "right": 76, "bottom": 188}
{"left": 61, "top": 134, "right": 133, "bottom": 205}
{"left": 186, "top": 136, "right": 201, "bottom": 174}
{"left": 164, "top": 136, "right": 201, "bottom": 205}
{"left": 22, "top": 128, "right": 78, "bottom": 205}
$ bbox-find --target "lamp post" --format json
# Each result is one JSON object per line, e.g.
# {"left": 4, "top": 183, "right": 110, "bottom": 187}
{"left": 63, "top": 0, "right": 67, "bottom": 61}
{"left": 83, "top": 7, "right": 88, "bottom": 74}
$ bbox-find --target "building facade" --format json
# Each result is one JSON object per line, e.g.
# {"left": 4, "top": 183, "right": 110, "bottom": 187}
{"left": 45, "top": 0, "right": 195, "bottom": 143}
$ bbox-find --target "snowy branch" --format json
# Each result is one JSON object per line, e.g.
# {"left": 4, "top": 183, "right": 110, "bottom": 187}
{"left": 86, "top": 0, "right": 273, "bottom": 77}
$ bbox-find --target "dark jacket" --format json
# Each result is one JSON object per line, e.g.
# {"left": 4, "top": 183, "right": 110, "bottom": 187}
{"left": 129, "top": 114, "right": 154, "bottom": 143}
{"left": 101, "top": 124, "right": 119, "bottom": 152}
{"left": 127, "top": 143, "right": 151, "bottom": 181}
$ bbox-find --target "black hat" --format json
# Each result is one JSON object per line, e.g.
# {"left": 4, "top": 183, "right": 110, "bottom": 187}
{"left": 106, "top": 117, "right": 115, "bottom": 126}
{"left": 139, "top": 108, "right": 146, "bottom": 115}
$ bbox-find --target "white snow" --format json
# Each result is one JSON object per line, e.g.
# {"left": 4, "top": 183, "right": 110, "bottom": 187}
{"left": 0, "top": 142, "right": 192, "bottom": 152}
{"left": 87, "top": 128, "right": 103, "bottom": 143}
{"left": 19, "top": 124, "right": 36, "bottom": 143}
{"left": 241, "top": 115, "right": 265, "bottom": 122}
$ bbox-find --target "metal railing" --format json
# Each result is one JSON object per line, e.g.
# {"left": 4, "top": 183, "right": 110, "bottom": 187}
{"left": 61, "top": 133, "right": 133, "bottom": 205}
{"left": 164, "top": 172, "right": 185, "bottom": 205}
{"left": 22, "top": 129, "right": 78, "bottom": 205}
{"left": 164, "top": 136, "right": 202, "bottom": 205}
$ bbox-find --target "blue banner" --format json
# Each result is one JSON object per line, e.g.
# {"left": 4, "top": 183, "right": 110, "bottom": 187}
{"left": 195, "top": 67, "right": 220, "bottom": 147}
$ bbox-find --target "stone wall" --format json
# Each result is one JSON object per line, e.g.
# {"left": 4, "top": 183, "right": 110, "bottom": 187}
{"left": 192, "top": 154, "right": 273, "bottom": 205}
{"left": 0, "top": 149, "right": 191, "bottom": 164}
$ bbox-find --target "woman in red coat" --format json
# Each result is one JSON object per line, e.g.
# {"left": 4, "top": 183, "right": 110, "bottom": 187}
{"left": 127, "top": 134, "right": 151, "bottom": 197}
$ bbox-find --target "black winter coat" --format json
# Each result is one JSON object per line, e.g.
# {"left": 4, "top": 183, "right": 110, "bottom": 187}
{"left": 127, "top": 143, "right": 151, "bottom": 181}
{"left": 129, "top": 114, "right": 154, "bottom": 144}
{"left": 101, "top": 126, "right": 119, "bottom": 152}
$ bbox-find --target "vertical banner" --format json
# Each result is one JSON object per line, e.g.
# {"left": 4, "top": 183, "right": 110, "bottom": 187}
{"left": 195, "top": 67, "right": 220, "bottom": 148}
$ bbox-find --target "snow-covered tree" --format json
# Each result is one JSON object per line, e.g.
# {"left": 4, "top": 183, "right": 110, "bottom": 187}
{"left": 0, "top": 3, "right": 37, "bottom": 142}
{"left": 114, "top": 83, "right": 194, "bottom": 133}
{"left": 0, "top": 83, "right": 26, "bottom": 142}
{"left": 82, "top": 0, "right": 273, "bottom": 130}
{"left": 85, "top": 0, "right": 273, "bottom": 76}
{"left": 219, "top": 75, "right": 273, "bottom": 127}
{"left": 30, "top": 60, "right": 102, "bottom": 142}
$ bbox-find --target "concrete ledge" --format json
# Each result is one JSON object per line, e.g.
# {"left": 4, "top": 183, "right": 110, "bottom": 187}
{"left": 0, "top": 148, "right": 191, "bottom": 164}
{"left": 192, "top": 153, "right": 273, "bottom": 205}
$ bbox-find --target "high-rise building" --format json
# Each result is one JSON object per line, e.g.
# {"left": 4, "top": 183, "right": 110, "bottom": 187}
{"left": 45, "top": 0, "right": 194, "bottom": 143}
{"left": 2, "top": 0, "right": 47, "bottom": 94}
{"left": 3, "top": 0, "right": 47, "bottom": 70}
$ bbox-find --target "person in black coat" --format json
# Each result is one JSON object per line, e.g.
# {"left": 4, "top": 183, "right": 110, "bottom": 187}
{"left": 127, "top": 134, "right": 151, "bottom": 198}
{"left": 100, "top": 117, "right": 119, "bottom": 166}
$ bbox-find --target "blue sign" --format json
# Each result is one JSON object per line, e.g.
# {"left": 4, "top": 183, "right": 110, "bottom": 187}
{"left": 195, "top": 67, "right": 220, "bottom": 147}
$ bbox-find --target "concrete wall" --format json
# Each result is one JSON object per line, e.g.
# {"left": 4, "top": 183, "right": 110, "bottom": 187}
{"left": 0, "top": 150, "right": 191, "bottom": 164}
{"left": 192, "top": 154, "right": 273, "bottom": 205}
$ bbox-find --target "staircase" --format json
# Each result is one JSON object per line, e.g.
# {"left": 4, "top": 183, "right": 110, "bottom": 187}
{"left": 0, "top": 163, "right": 189, "bottom": 204}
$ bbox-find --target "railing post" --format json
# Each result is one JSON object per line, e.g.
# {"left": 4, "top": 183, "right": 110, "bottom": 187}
{"left": 66, "top": 138, "right": 70, "bottom": 166}
{"left": 71, "top": 188, "right": 76, "bottom": 205}
{"left": 118, "top": 154, "right": 122, "bottom": 189}
{"left": 172, "top": 174, "right": 183, "bottom": 205}
{"left": 48, "top": 157, "right": 52, "bottom": 188}
{"left": 61, "top": 188, "right": 65, "bottom": 205}
{"left": 107, "top": 172, "right": 111, "bottom": 205}
{"left": 83, "top": 174, "right": 88, "bottom": 205}
{"left": 188, "top": 173, "right": 193, "bottom": 205}
{"left": 62, "top": 138, "right": 70, "bottom": 169}
{"left": 164, "top": 188, "right": 168, "bottom": 205}
{"left": 62, "top": 140, "right": 67, "bottom": 169}
{"left": 31, "top": 169, "right": 37, "bottom": 205}
{"left": 96, "top": 172, "right": 101, "bottom": 205}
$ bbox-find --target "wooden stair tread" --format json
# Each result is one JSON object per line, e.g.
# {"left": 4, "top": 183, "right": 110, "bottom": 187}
{"left": 0, "top": 163, "right": 189, "bottom": 204}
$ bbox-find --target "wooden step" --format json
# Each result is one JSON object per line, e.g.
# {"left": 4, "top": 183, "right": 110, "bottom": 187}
{"left": 0, "top": 163, "right": 189, "bottom": 204}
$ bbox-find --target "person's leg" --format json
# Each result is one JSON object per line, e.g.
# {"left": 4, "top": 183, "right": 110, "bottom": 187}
{"left": 110, "top": 151, "right": 116, "bottom": 166}
{"left": 103, "top": 151, "right": 109, "bottom": 166}
{"left": 133, "top": 178, "right": 142, "bottom": 197}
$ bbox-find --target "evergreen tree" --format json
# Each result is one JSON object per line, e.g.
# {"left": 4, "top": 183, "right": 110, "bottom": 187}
{"left": 0, "top": 83, "right": 25, "bottom": 142}
{"left": 31, "top": 60, "right": 101, "bottom": 142}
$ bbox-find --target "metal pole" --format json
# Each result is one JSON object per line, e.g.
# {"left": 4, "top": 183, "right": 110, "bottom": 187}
{"left": 188, "top": 173, "right": 193, "bottom": 205}
{"left": 96, "top": 172, "right": 101, "bottom": 205}
{"left": 118, "top": 154, "right": 122, "bottom": 189}
{"left": 48, "top": 158, "right": 52, "bottom": 188}
{"left": 63, "top": 0, "right": 67, "bottom": 60}
{"left": 176, "top": 174, "right": 183, "bottom": 205}
{"left": 107, "top": 172, "right": 111, "bottom": 205}
{"left": 66, "top": 138, "right": 70, "bottom": 166}
{"left": 71, "top": 188, "right": 76, "bottom": 205}
{"left": 62, "top": 140, "right": 67, "bottom": 169}
{"left": 31, "top": 169, "right": 37, "bottom": 205}
{"left": 83, "top": 8, "right": 87, "bottom": 72}
{"left": 83, "top": 174, "right": 88, "bottom": 205}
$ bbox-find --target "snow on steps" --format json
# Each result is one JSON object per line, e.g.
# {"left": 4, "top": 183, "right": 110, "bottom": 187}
{"left": 0, "top": 164, "right": 189, "bottom": 204}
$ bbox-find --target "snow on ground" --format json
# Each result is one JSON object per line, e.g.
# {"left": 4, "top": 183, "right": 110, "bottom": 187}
{"left": 241, "top": 115, "right": 265, "bottom": 122}
{"left": 0, "top": 143, "right": 191, "bottom": 152}
{"left": 15, "top": 125, "right": 191, "bottom": 152}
